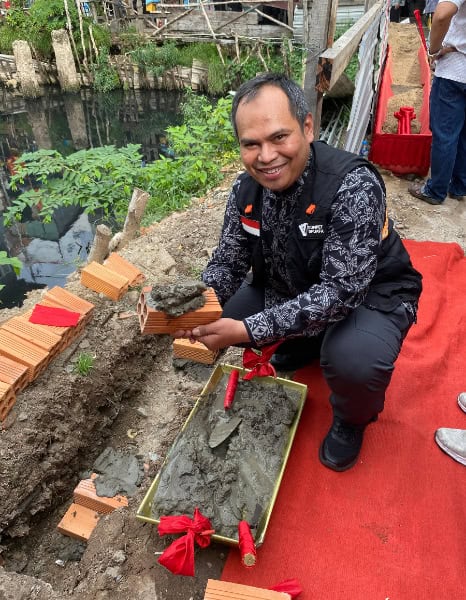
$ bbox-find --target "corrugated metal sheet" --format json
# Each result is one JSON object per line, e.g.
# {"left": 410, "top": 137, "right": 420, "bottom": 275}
{"left": 343, "top": 5, "right": 388, "bottom": 153}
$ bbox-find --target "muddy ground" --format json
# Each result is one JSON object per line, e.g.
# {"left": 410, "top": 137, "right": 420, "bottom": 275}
{"left": 0, "top": 162, "right": 464, "bottom": 600}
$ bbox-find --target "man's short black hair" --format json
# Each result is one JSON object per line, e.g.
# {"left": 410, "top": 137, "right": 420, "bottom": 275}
{"left": 231, "top": 73, "right": 311, "bottom": 138}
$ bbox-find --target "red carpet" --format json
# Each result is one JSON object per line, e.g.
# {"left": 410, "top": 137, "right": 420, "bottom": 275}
{"left": 221, "top": 240, "right": 466, "bottom": 599}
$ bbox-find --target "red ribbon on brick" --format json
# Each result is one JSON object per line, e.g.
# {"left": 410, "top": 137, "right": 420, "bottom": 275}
{"left": 29, "top": 304, "right": 80, "bottom": 327}
{"left": 242, "top": 341, "right": 283, "bottom": 380}
{"left": 269, "top": 579, "right": 303, "bottom": 598}
{"left": 157, "top": 508, "right": 214, "bottom": 576}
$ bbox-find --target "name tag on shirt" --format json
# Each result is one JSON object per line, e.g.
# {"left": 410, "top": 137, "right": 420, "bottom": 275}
{"left": 298, "top": 221, "right": 326, "bottom": 239}
{"left": 241, "top": 215, "right": 260, "bottom": 237}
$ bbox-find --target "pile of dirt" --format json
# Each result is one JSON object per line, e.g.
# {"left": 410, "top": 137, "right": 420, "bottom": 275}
{"left": 382, "top": 23, "right": 425, "bottom": 134}
{"left": 0, "top": 157, "right": 464, "bottom": 600}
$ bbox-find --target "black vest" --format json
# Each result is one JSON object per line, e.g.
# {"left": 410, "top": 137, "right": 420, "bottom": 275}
{"left": 236, "top": 141, "right": 422, "bottom": 311}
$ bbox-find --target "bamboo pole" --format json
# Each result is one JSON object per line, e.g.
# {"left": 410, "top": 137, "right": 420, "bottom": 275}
{"left": 74, "top": 0, "right": 90, "bottom": 76}
{"left": 199, "top": 0, "right": 225, "bottom": 65}
{"left": 63, "top": 0, "right": 81, "bottom": 71}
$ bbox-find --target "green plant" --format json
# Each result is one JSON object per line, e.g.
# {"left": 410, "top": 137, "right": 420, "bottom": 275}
{"left": 5, "top": 144, "right": 145, "bottom": 225}
{"left": 73, "top": 352, "right": 95, "bottom": 376}
{"left": 4, "top": 91, "right": 237, "bottom": 228}
{"left": 130, "top": 42, "right": 182, "bottom": 78}
{"left": 92, "top": 49, "right": 120, "bottom": 93}
{"left": 0, "top": 252, "right": 22, "bottom": 291}
{"left": 0, "top": 0, "right": 110, "bottom": 61}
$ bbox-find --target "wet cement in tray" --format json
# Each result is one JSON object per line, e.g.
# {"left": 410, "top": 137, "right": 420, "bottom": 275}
{"left": 151, "top": 372, "right": 302, "bottom": 541}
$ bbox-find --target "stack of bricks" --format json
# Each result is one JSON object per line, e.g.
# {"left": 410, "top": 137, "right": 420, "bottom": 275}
{"left": 204, "top": 580, "right": 291, "bottom": 600}
{"left": 80, "top": 253, "right": 145, "bottom": 301}
{"left": 173, "top": 338, "right": 219, "bottom": 365}
{"left": 0, "top": 287, "right": 94, "bottom": 423}
{"left": 57, "top": 473, "right": 128, "bottom": 542}
{"left": 137, "top": 287, "right": 222, "bottom": 335}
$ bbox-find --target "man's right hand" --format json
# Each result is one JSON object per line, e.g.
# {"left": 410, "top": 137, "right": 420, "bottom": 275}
{"left": 173, "top": 318, "right": 250, "bottom": 351}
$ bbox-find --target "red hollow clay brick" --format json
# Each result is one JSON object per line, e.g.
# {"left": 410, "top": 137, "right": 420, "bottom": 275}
{"left": 1, "top": 317, "right": 63, "bottom": 356}
{"left": 0, "top": 355, "right": 29, "bottom": 393}
{"left": 80, "top": 262, "right": 129, "bottom": 301}
{"left": 204, "top": 580, "right": 290, "bottom": 600}
{"left": 138, "top": 287, "right": 222, "bottom": 335}
{"left": 0, "top": 381, "right": 16, "bottom": 422}
{"left": 42, "top": 287, "right": 95, "bottom": 325}
{"left": 21, "top": 308, "right": 72, "bottom": 340}
{"left": 73, "top": 473, "right": 128, "bottom": 514}
{"left": 0, "top": 330, "right": 50, "bottom": 381}
{"left": 173, "top": 338, "right": 218, "bottom": 365}
{"left": 57, "top": 503, "right": 100, "bottom": 542}
{"left": 104, "top": 253, "right": 146, "bottom": 286}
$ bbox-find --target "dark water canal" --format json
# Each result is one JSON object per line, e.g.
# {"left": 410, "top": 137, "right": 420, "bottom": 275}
{"left": 0, "top": 87, "right": 184, "bottom": 308}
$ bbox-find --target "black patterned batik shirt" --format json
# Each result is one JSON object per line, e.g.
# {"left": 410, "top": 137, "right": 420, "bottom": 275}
{"left": 202, "top": 160, "right": 387, "bottom": 347}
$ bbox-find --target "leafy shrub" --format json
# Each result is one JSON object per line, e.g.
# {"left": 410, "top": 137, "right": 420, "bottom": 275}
{"left": 92, "top": 49, "right": 120, "bottom": 93}
{"left": 3, "top": 91, "right": 237, "bottom": 227}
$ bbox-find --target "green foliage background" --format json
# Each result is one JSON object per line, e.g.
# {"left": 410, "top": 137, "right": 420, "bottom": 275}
{"left": 4, "top": 91, "right": 238, "bottom": 227}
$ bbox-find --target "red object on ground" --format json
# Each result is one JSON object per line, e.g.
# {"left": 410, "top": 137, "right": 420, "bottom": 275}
{"left": 394, "top": 106, "right": 416, "bottom": 135}
{"left": 224, "top": 369, "right": 240, "bottom": 409}
{"left": 157, "top": 508, "right": 213, "bottom": 576}
{"left": 413, "top": 9, "right": 428, "bottom": 53}
{"left": 369, "top": 43, "right": 432, "bottom": 176}
{"left": 222, "top": 240, "right": 466, "bottom": 598}
{"left": 242, "top": 341, "right": 282, "bottom": 380}
{"left": 238, "top": 521, "right": 257, "bottom": 568}
{"left": 269, "top": 579, "right": 302, "bottom": 599}
{"left": 29, "top": 304, "right": 81, "bottom": 327}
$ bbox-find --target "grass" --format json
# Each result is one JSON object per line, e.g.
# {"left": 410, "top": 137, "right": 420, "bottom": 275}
{"left": 73, "top": 352, "right": 95, "bottom": 376}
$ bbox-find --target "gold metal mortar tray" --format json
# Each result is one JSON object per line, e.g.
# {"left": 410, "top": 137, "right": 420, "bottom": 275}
{"left": 136, "top": 363, "right": 307, "bottom": 547}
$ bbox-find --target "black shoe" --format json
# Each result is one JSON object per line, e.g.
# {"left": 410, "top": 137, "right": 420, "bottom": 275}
{"left": 449, "top": 193, "right": 464, "bottom": 201}
{"left": 408, "top": 182, "right": 443, "bottom": 205}
{"left": 269, "top": 352, "right": 312, "bottom": 372}
{"left": 319, "top": 416, "right": 373, "bottom": 472}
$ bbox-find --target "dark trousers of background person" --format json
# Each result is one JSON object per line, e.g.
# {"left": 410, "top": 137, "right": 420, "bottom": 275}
{"left": 222, "top": 281, "right": 414, "bottom": 425}
{"left": 408, "top": 0, "right": 426, "bottom": 22}
{"left": 424, "top": 76, "right": 466, "bottom": 201}
{"left": 390, "top": 6, "right": 402, "bottom": 22}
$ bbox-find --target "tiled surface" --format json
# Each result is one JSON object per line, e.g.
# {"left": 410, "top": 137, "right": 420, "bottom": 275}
{"left": 0, "top": 330, "right": 50, "bottom": 381}
{"left": 73, "top": 474, "right": 128, "bottom": 514}
{"left": 204, "top": 580, "right": 289, "bottom": 600}
{"left": 0, "top": 355, "right": 29, "bottom": 393}
{"left": 81, "top": 262, "right": 129, "bottom": 301}
{"left": 138, "top": 287, "right": 222, "bottom": 335}
{"left": 104, "top": 253, "right": 146, "bottom": 286}
{"left": 0, "top": 380, "right": 16, "bottom": 422}
{"left": 173, "top": 338, "right": 218, "bottom": 365}
{"left": 57, "top": 503, "right": 100, "bottom": 542}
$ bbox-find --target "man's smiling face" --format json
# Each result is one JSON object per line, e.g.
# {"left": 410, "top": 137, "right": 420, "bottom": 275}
{"left": 235, "top": 84, "right": 314, "bottom": 192}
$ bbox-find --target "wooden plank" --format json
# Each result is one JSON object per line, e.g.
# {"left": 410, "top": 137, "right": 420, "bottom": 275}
{"left": 159, "top": 10, "right": 259, "bottom": 26}
{"left": 302, "top": 0, "right": 334, "bottom": 136}
{"left": 153, "top": 25, "right": 289, "bottom": 38}
{"left": 316, "top": 1, "right": 382, "bottom": 93}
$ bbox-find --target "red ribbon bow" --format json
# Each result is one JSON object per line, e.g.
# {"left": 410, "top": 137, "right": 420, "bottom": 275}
{"left": 269, "top": 578, "right": 303, "bottom": 598}
{"left": 157, "top": 508, "right": 214, "bottom": 576}
{"left": 242, "top": 341, "right": 283, "bottom": 380}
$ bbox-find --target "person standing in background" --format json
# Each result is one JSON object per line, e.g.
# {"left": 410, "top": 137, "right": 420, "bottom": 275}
{"left": 390, "top": 0, "right": 407, "bottom": 22}
{"left": 408, "top": 0, "right": 466, "bottom": 205}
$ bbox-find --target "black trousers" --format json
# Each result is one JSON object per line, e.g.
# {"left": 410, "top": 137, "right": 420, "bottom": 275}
{"left": 222, "top": 282, "right": 414, "bottom": 425}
